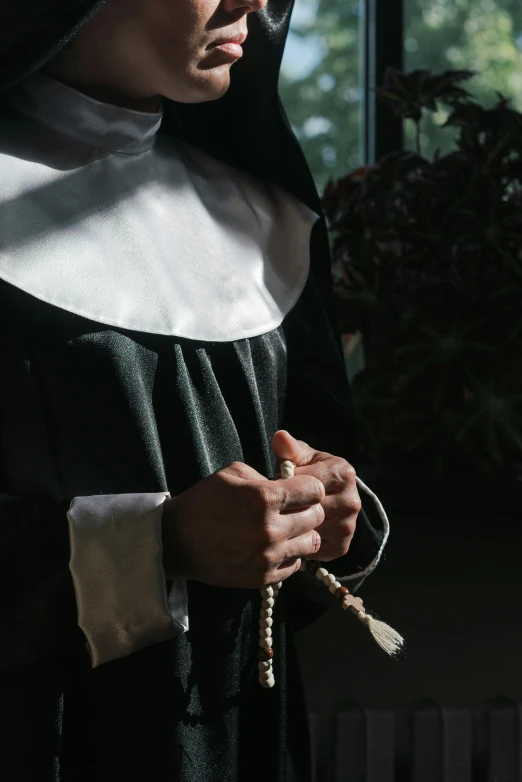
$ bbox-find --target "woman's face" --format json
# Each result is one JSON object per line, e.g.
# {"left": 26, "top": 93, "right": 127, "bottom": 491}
{"left": 45, "top": 0, "right": 267, "bottom": 108}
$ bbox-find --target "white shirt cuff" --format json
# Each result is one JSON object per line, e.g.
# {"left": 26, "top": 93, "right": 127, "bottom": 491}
{"left": 67, "top": 492, "right": 188, "bottom": 668}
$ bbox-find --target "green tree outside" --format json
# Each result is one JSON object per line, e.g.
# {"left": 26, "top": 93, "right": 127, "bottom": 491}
{"left": 279, "top": 0, "right": 522, "bottom": 186}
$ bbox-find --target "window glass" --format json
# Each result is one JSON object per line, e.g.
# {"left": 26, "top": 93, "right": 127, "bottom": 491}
{"left": 279, "top": 0, "right": 362, "bottom": 191}
{"left": 404, "top": 0, "right": 522, "bottom": 156}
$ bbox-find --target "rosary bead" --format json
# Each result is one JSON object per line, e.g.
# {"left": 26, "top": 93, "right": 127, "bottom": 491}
{"left": 259, "top": 637, "right": 273, "bottom": 648}
{"left": 263, "top": 627, "right": 272, "bottom": 637}
{"left": 335, "top": 585, "right": 349, "bottom": 600}
{"left": 259, "top": 660, "right": 272, "bottom": 672}
{"left": 258, "top": 647, "right": 274, "bottom": 661}
{"left": 326, "top": 573, "right": 336, "bottom": 585}
{"left": 261, "top": 586, "right": 274, "bottom": 599}
{"left": 260, "top": 676, "right": 275, "bottom": 689}
{"left": 280, "top": 461, "right": 294, "bottom": 478}
{"left": 260, "top": 607, "right": 273, "bottom": 619}
{"left": 259, "top": 616, "right": 273, "bottom": 628}
{"left": 261, "top": 597, "right": 275, "bottom": 609}
{"left": 329, "top": 580, "right": 342, "bottom": 594}
{"left": 316, "top": 567, "right": 329, "bottom": 582}
{"left": 275, "top": 582, "right": 283, "bottom": 590}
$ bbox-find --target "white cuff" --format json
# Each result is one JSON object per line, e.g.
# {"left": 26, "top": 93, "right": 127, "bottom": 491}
{"left": 67, "top": 492, "right": 188, "bottom": 668}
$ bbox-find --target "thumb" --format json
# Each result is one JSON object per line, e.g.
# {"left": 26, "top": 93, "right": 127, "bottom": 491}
{"left": 272, "top": 430, "right": 315, "bottom": 466}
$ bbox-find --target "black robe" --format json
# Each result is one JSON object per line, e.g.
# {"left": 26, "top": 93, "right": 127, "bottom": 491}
{"left": 0, "top": 2, "right": 385, "bottom": 780}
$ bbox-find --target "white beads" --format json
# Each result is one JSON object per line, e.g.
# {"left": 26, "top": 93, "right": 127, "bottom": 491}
{"left": 258, "top": 459, "right": 292, "bottom": 690}
{"left": 259, "top": 581, "right": 280, "bottom": 686}
{"left": 326, "top": 573, "right": 336, "bottom": 585}
{"left": 280, "top": 460, "right": 295, "bottom": 478}
{"left": 316, "top": 567, "right": 329, "bottom": 582}
{"left": 260, "top": 674, "right": 275, "bottom": 689}
{"left": 329, "top": 580, "right": 342, "bottom": 594}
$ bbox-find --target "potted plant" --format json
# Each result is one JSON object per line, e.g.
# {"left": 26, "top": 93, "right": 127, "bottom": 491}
{"left": 323, "top": 69, "right": 522, "bottom": 508}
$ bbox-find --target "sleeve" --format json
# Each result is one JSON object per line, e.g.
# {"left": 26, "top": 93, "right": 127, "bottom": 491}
{"left": 68, "top": 493, "right": 188, "bottom": 668}
{"left": 0, "top": 486, "right": 189, "bottom": 671}
{"left": 0, "top": 283, "right": 189, "bottom": 672}
{"left": 0, "top": 284, "right": 189, "bottom": 670}
{"left": 281, "top": 234, "right": 388, "bottom": 629}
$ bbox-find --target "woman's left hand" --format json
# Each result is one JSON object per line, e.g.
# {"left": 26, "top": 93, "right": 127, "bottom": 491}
{"left": 272, "top": 430, "right": 361, "bottom": 562}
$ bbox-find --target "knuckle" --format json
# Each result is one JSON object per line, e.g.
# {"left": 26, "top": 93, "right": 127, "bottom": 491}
{"left": 311, "top": 530, "right": 322, "bottom": 554}
{"left": 226, "top": 460, "right": 249, "bottom": 478}
{"left": 336, "top": 459, "right": 356, "bottom": 484}
{"left": 346, "top": 517, "right": 357, "bottom": 536}
{"left": 340, "top": 518, "right": 356, "bottom": 539}
{"left": 339, "top": 489, "right": 361, "bottom": 515}
{"left": 308, "top": 477, "right": 325, "bottom": 504}
{"left": 338, "top": 535, "right": 353, "bottom": 556}
{"left": 259, "top": 522, "right": 278, "bottom": 546}
{"left": 256, "top": 484, "right": 280, "bottom": 510}
{"left": 346, "top": 494, "right": 362, "bottom": 515}
{"left": 258, "top": 548, "right": 275, "bottom": 573}
{"left": 332, "top": 519, "right": 356, "bottom": 547}
{"left": 312, "top": 502, "right": 326, "bottom": 526}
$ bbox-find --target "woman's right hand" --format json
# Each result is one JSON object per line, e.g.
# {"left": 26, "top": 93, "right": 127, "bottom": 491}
{"left": 161, "top": 461, "right": 325, "bottom": 589}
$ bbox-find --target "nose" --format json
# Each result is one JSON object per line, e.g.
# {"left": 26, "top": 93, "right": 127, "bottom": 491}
{"left": 223, "top": 0, "right": 267, "bottom": 13}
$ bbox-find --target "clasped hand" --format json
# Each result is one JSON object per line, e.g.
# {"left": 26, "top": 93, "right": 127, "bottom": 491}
{"left": 162, "top": 429, "right": 361, "bottom": 589}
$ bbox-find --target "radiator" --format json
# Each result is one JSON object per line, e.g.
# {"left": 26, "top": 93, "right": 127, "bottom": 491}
{"left": 309, "top": 698, "right": 522, "bottom": 782}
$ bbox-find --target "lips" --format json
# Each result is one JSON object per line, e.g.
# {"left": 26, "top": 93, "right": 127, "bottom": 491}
{"left": 209, "top": 32, "right": 247, "bottom": 48}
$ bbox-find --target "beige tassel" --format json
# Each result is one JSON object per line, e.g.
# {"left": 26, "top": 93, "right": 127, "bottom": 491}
{"left": 356, "top": 610, "right": 404, "bottom": 657}
{"left": 341, "top": 593, "right": 404, "bottom": 657}
{"left": 311, "top": 565, "right": 405, "bottom": 658}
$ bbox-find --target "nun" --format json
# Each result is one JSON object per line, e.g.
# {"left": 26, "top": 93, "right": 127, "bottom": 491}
{"left": 0, "top": 1, "right": 386, "bottom": 779}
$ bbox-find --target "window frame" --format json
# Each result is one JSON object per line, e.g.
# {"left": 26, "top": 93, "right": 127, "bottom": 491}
{"left": 361, "top": 0, "right": 404, "bottom": 163}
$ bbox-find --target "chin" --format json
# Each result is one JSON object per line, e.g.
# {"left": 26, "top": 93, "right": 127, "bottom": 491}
{"left": 165, "top": 67, "right": 232, "bottom": 104}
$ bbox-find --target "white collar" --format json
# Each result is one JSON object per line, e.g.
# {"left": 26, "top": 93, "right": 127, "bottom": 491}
{"left": 0, "top": 73, "right": 318, "bottom": 341}
{"left": 4, "top": 71, "right": 163, "bottom": 154}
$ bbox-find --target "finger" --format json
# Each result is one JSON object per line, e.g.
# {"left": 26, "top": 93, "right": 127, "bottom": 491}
{"left": 271, "top": 502, "right": 325, "bottom": 542}
{"left": 278, "top": 528, "right": 322, "bottom": 562}
{"left": 267, "top": 557, "right": 302, "bottom": 585}
{"left": 269, "top": 474, "right": 326, "bottom": 512}
{"left": 271, "top": 429, "right": 316, "bottom": 466}
{"left": 314, "top": 532, "right": 355, "bottom": 561}
{"left": 293, "top": 459, "right": 357, "bottom": 495}
{"left": 316, "top": 489, "right": 362, "bottom": 522}
{"left": 224, "top": 460, "right": 269, "bottom": 482}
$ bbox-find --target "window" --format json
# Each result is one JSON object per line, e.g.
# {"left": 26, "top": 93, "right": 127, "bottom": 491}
{"left": 279, "top": 0, "right": 363, "bottom": 191}
{"left": 404, "top": 0, "right": 522, "bottom": 156}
